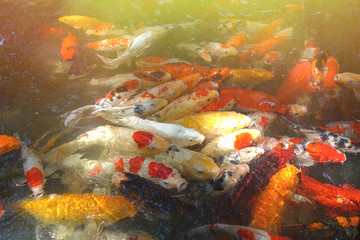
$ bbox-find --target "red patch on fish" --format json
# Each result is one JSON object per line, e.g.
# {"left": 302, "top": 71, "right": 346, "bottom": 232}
{"left": 237, "top": 229, "right": 255, "bottom": 240}
{"left": 194, "top": 90, "right": 210, "bottom": 98}
{"left": 88, "top": 164, "right": 103, "bottom": 176}
{"left": 26, "top": 167, "right": 43, "bottom": 188}
{"left": 258, "top": 116, "right": 270, "bottom": 129}
{"left": 129, "top": 156, "right": 146, "bottom": 173}
{"left": 114, "top": 158, "right": 125, "bottom": 172}
{"left": 132, "top": 131, "right": 154, "bottom": 148}
{"left": 306, "top": 142, "right": 346, "bottom": 163}
{"left": 148, "top": 162, "right": 173, "bottom": 179}
{"left": 160, "top": 86, "right": 169, "bottom": 93}
{"left": 234, "top": 132, "right": 254, "bottom": 150}
{"left": 0, "top": 204, "right": 5, "bottom": 219}
{"left": 140, "top": 92, "right": 156, "bottom": 99}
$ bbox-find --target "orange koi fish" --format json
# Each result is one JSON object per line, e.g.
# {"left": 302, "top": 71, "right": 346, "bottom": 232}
{"left": 319, "top": 120, "right": 360, "bottom": 141}
{"left": 275, "top": 61, "right": 316, "bottom": 104}
{"left": 286, "top": 4, "right": 304, "bottom": 14}
{"left": 0, "top": 135, "right": 20, "bottom": 156}
{"left": 201, "top": 67, "right": 230, "bottom": 84}
{"left": 251, "top": 19, "right": 283, "bottom": 44}
{"left": 298, "top": 172, "right": 360, "bottom": 212}
{"left": 226, "top": 68, "right": 274, "bottom": 85}
{"left": 19, "top": 193, "right": 137, "bottom": 224}
{"left": 85, "top": 22, "right": 116, "bottom": 36}
{"left": 240, "top": 35, "right": 288, "bottom": 65}
{"left": 250, "top": 165, "right": 300, "bottom": 233}
{"left": 86, "top": 37, "right": 131, "bottom": 52}
{"left": 307, "top": 216, "right": 360, "bottom": 231}
{"left": 135, "top": 56, "right": 189, "bottom": 68}
{"left": 170, "top": 111, "right": 252, "bottom": 140}
{"left": 150, "top": 90, "right": 219, "bottom": 122}
{"left": 301, "top": 40, "right": 321, "bottom": 61}
{"left": 226, "top": 33, "right": 249, "bottom": 48}
{"left": 22, "top": 146, "right": 46, "bottom": 198}
{"left": 320, "top": 56, "right": 340, "bottom": 90}
{"left": 58, "top": 15, "right": 107, "bottom": 31}
{"left": 175, "top": 73, "right": 202, "bottom": 90}
{"left": 263, "top": 51, "right": 282, "bottom": 65}
{"left": 188, "top": 223, "right": 290, "bottom": 240}
{"left": 60, "top": 31, "right": 80, "bottom": 61}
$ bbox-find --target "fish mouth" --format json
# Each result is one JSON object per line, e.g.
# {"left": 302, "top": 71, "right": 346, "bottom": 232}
{"left": 177, "top": 181, "right": 188, "bottom": 192}
{"left": 214, "top": 170, "right": 223, "bottom": 180}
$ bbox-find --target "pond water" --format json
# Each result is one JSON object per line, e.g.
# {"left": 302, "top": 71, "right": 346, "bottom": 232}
{"left": 0, "top": 0, "right": 360, "bottom": 239}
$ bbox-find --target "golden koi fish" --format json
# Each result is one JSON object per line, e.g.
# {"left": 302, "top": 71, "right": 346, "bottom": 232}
{"left": 19, "top": 193, "right": 137, "bottom": 224}
{"left": 226, "top": 68, "right": 274, "bottom": 85}
{"left": 58, "top": 15, "right": 107, "bottom": 31}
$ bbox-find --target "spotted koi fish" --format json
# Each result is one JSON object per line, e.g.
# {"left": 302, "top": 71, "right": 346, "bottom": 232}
{"left": 201, "top": 67, "right": 230, "bottom": 84}
{"left": 225, "top": 68, "right": 274, "bottom": 85}
{"left": 42, "top": 126, "right": 170, "bottom": 175}
{"left": 122, "top": 80, "right": 187, "bottom": 105}
{"left": 108, "top": 116, "right": 205, "bottom": 147}
{"left": 306, "top": 216, "right": 360, "bottom": 231}
{"left": 149, "top": 90, "right": 219, "bottom": 122}
{"left": 19, "top": 193, "right": 137, "bottom": 224}
{"left": 200, "top": 94, "right": 237, "bottom": 113}
{"left": 200, "top": 129, "right": 261, "bottom": 158}
{"left": 188, "top": 223, "right": 290, "bottom": 240}
{"left": 282, "top": 116, "right": 360, "bottom": 154}
{"left": 334, "top": 72, "right": 360, "bottom": 101}
{"left": 217, "top": 146, "right": 265, "bottom": 167}
{"left": 298, "top": 172, "right": 360, "bottom": 212}
{"left": 176, "top": 41, "right": 212, "bottom": 62}
{"left": 85, "top": 22, "right": 123, "bottom": 36}
{"left": 204, "top": 42, "right": 238, "bottom": 59}
{"left": 170, "top": 111, "right": 252, "bottom": 140}
{"left": 251, "top": 165, "right": 299, "bottom": 233}
{"left": 21, "top": 146, "right": 46, "bottom": 198}
{"left": 0, "top": 135, "right": 20, "bottom": 156}
{"left": 226, "top": 33, "right": 249, "bottom": 48}
{"left": 319, "top": 120, "right": 360, "bottom": 141}
{"left": 175, "top": 73, "right": 202, "bottom": 90}
{"left": 86, "top": 37, "right": 131, "bottom": 52}
{"left": 135, "top": 56, "right": 189, "bottom": 68}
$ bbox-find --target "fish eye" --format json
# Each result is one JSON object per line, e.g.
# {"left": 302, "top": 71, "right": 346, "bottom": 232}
{"left": 189, "top": 138, "right": 193, "bottom": 141}
{"left": 151, "top": 146, "right": 157, "bottom": 150}
{"left": 270, "top": 103, "right": 276, "bottom": 108}
{"left": 225, "top": 50, "right": 228, "bottom": 53}
{"left": 197, "top": 169, "right": 204, "bottom": 173}
{"left": 163, "top": 181, "right": 168, "bottom": 184}
{"left": 348, "top": 79, "right": 353, "bottom": 83}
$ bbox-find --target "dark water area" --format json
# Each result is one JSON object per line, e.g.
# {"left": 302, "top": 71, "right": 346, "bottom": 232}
{"left": 0, "top": 0, "right": 360, "bottom": 239}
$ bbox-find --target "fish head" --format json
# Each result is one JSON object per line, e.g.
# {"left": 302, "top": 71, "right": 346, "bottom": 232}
{"left": 257, "top": 96, "right": 289, "bottom": 114}
{"left": 181, "top": 152, "right": 222, "bottom": 180}
{"left": 60, "top": 32, "right": 80, "bottom": 61}
{"left": 305, "top": 142, "right": 346, "bottom": 163}
{"left": 132, "top": 131, "right": 170, "bottom": 154}
{"left": 149, "top": 163, "right": 188, "bottom": 191}
{"left": 288, "top": 104, "right": 308, "bottom": 119}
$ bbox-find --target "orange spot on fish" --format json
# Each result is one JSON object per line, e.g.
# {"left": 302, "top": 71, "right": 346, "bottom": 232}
{"left": 234, "top": 132, "right": 254, "bottom": 150}
{"left": 88, "top": 164, "right": 103, "bottom": 176}
{"left": 26, "top": 167, "right": 43, "bottom": 188}
{"left": 140, "top": 91, "right": 156, "bottom": 99}
{"left": 148, "top": 162, "right": 173, "bottom": 179}
{"left": 0, "top": 135, "right": 20, "bottom": 156}
{"left": 114, "top": 158, "right": 125, "bottom": 172}
{"left": 129, "top": 156, "right": 145, "bottom": 174}
{"left": 258, "top": 116, "right": 270, "bottom": 129}
{"left": 132, "top": 131, "right": 154, "bottom": 148}
{"left": 237, "top": 229, "right": 255, "bottom": 240}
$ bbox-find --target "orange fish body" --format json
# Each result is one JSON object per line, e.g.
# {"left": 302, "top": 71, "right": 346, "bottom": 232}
{"left": 250, "top": 165, "right": 300, "bottom": 233}
{"left": 275, "top": 61, "right": 315, "bottom": 104}
{"left": 298, "top": 172, "right": 360, "bottom": 212}
{"left": 19, "top": 193, "right": 137, "bottom": 224}
{"left": 226, "top": 33, "right": 249, "bottom": 48}
{"left": 85, "top": 22, "right": 115, "bottom": 36}
{"left": 227, "top": 68, "right": 274, "bottom": 85}
{"left": 135, "top": 56, "right": 188, "bottom": 68}
{"left": 60, "top": 31, "right": 80, "bottom": 61}
{"left": 87, "top": 37, "right": 131, "bottom": 51}
{"left": 320, "top": 56, "right": 340, "bottom": 90}
{"left": 251, "top": 19, "right": 283, "bottom": 44}
{"left": 0, "top": 135, "right": 20, "bottom": 156}
{"left": 201, "top": 67, "right": 230, "bottom": 84}
{"left": 176, "top": 73, "right": 202, "bottom": 90}
{"left": 307, "top": 216, "right": 360, "bottom": 231}
{"left": 320, "top": 121, "right": 360, "bottom": 141}
{"left": 200, "top": 94, "right": 237, "bottom": 112}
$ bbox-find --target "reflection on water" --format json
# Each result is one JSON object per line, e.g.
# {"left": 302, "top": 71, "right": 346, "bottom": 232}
{"left": 0, "top": 0, "right": 360, "bottom": 239}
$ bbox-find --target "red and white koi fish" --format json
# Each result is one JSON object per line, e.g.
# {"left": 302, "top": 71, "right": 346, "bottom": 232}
{"left": 149, "top": 90, "right": 219, "bottom": 122}
{"left": 217, "top": 146, "right": 265, "bottom": 166}
{"left": 334, "top": 72, "right": 360, "bottom": 101}
{"left": 98, "top": 30, "right": 166, "bottom": 69}
{"left": 135, "top": 56, "right": 189, "bottom": 68}
{"left": 200, "top": 129, "right": 261, "bottom": 158}
{"left": 188, "top": 223, "right": 290, "bottom": 240}
{"left": 42, "top": 126, "right": 170, "bottom": 175}
{"left": 21, "top": 146, "right": 46, "bottom": 198}
{"left": 319, "top": 120, "right": 360, "bottom": 141}
{"left": 176, "top": 42, "right": 212, "bottom": 62}
{"left": 282, "top": 116, "right": 360, "bottom": 154}
{"left": 204, "top": 42, "right": 238, "bottom": 59}
{"left": 0, "top": 135, "right": 21, "bottom": 156}
{"left": 248, "top": 111, "right": 277, "bottom": 134}
{"left": 108, "top": 116, "right": 204, "bottom": 147}
{"left": 86, "top": 37, "right": 131, "bottom": 52}
{"left": 154, "top": 146, "right": 222, "bottom": 181}
{"left": 122, "top": 80, "right": 187, "bottom": 105}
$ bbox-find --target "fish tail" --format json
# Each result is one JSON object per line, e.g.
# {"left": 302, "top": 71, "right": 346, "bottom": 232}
{"left": 63, "top": 105, "right": 103, "bottom": 128}
{"left": 97, "top": 54, "right": 122, "bottom": 69}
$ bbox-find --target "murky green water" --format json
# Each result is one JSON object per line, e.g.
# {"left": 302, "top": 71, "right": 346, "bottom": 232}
{"left": 0, "top": 0, "right": 360, "bottom": 239}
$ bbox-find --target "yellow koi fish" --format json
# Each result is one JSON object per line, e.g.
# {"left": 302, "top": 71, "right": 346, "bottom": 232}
{"left": 58, "top": 15, "right": 107, "bottom": 31}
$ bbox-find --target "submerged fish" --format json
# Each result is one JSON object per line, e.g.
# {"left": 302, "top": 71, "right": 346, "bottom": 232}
{"left": 58, "top": 15, "right": 107, "bottom": 31}
{"left": 176, "top": 42, "right": 212, "bottom": 62}
{"left": 217, "top": 146, "right": 265, "bottom": 167}
{"left": 251, "top": 19, "right": 283, "bottom": 44}
{"left": 319, "top": 120, "right": 360, "bottom": 141}
{"left": 334, "top": 72, "right": 360, "bottom": 101}
{"left": 19, "top": 193, "right": 137, "bottom": 224}
{"left": 226, "top": 68, "right": 274, "bottom": 85}
{"left": 0, "top": 134, "right": 20, "bottom": 156}
{"left": 136, "top": 56, "right": 189, "bottom": 68}
{"left": 204, "top": 42, "right": 239, "bottom": 59}
{"left": 86, "top": 37, "right": 131, "bottom": 52}
{"left": 226, "top": 33, "right": 249, "bottom": 48}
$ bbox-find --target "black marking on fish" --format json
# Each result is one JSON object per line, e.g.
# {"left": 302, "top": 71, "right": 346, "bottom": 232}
{"left": 168, "top": 146, "right": 180, "bottom": 152}
{"left": 230, "top": 159, "right": 240, "bottom": 165}
{"left": 134, "top": 104, "right": 145, "bottom": 115}
{"left": 321, "top": 134, "right": 329, "bottom": 142}
{"left": 337, "top": 138, "right": 347, "bottom": 148}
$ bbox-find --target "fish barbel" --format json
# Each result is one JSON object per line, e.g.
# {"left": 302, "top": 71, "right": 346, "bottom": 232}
{"left": 109, "top": 116, "right": 205, "bottom": 147}
{"left": 169, "top": 111, "right": 252, "bottom": 140}
{"left": 19, "top": 193, "right": 137, "bottom": 224}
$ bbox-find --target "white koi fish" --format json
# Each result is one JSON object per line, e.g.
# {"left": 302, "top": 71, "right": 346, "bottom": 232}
{"left": 176, "top": 41, "right": 212, "bottom": 62}
{"left": 204, "top": 42, "right": 239, "bottom": 59}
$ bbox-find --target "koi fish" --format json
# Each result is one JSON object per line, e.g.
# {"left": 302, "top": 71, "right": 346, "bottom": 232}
{"left": 251, "top": 19, "right": 283, "bottom": 44}
{"left": 288, "top": 104, "right": 308, "bottom": 118}
{"left": 320, "top": 56, "right": 340, "bottom": 91}
{"left": 300, "top": 40, "right": 321, "bottom": 62}
{"left": 188, "top": 223, "right": 290, "bottom": 240}
{"left": 275, "top": 61, "right": 316, "bottom": 104}
{"left": 282, "top": 116, "right": 360, "bottom": 154}
{"left": 201, "top": 67, "right": 230, "bottom": 84}
{"left": 60, "top": 31, "right": 79, "bottom": 61}
{"left": 149, "top": 90, "right": 219, "bottom": 122}
{"left": 226, "top": 68, "right": 274, "bottom": 85}
{"left": 135, "top": 56, "right": 189, "bottom": 68}
{"left": 231, "top": 149, "right": 295, "bottom": 208}
{"left": 248, "top": 111, "right": 277, "bottom": 134}
{"left": 200, "top": 94, "right": 236, "bottom": 112}
{"left": 86, "top": 37, "right": 131, "bottom": 52}
{"left": 122, "top": 80, "right": 187, "bottom": 105}
{"left": 250, "top": 165, "right": 300, "bottom": 234}
{"left": 319, "top": 120, "right": 360, "bottom": 141}
{"left": 298, "top": 172, "right": 360, "bottom": 212}
{"left": 307, "top": 216, "right": 360, "bottom": 231}
{"left": 200, "top": 129, "right": 261, "bottom": 158}
{"left": 84, "top": 22, "right": 122, "bottom": 36}
{"left": 189, "top": 81, "right": 219, "bottom": 94}
{"left": 176, "top": 42, "right": 212, "bottom": 62}
{"left": 263, "top": 51, "right": 282, "bottom": 65}
{"left": 217, "top": 146, "right": 265, "bottom": 166}
{"left": 154, "top": 146, "right": 222, "bottom": 181}
{"left": 170, "top": 111, "right": 252, "bottom": 140}
{"left": 58, "top": 15, "right": 107, "bottom": 31}
{"left": 21, "top": 146, "right": 46, "bottom": 198}
{"left": 0, "top": 134, "right": 20, "bottom": 156}
{"left": 204, "top": 42, "right": 238, "bottom": 59}
{"left": 19, "top": 193, "right": 137, "bottom": 224}
{"left": 286, "top": 4, "right": 304, "bottom": 14}
{"left": 334, "top": 72, "right": 360, "bottom": 101}
{"left": 107, "top": 116, "right": 205, "bottom": 147}
{"left": 42, "top": 125, "right": 170, "bottom": 175}
{"left": 98, "top": 30, "right": 166, "bottom": 69}
{"left": 226, "top": 33, "right": 249, "bottom": 48}
{"left": 173, "top": 73, "right": 202, "bottom": 90}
